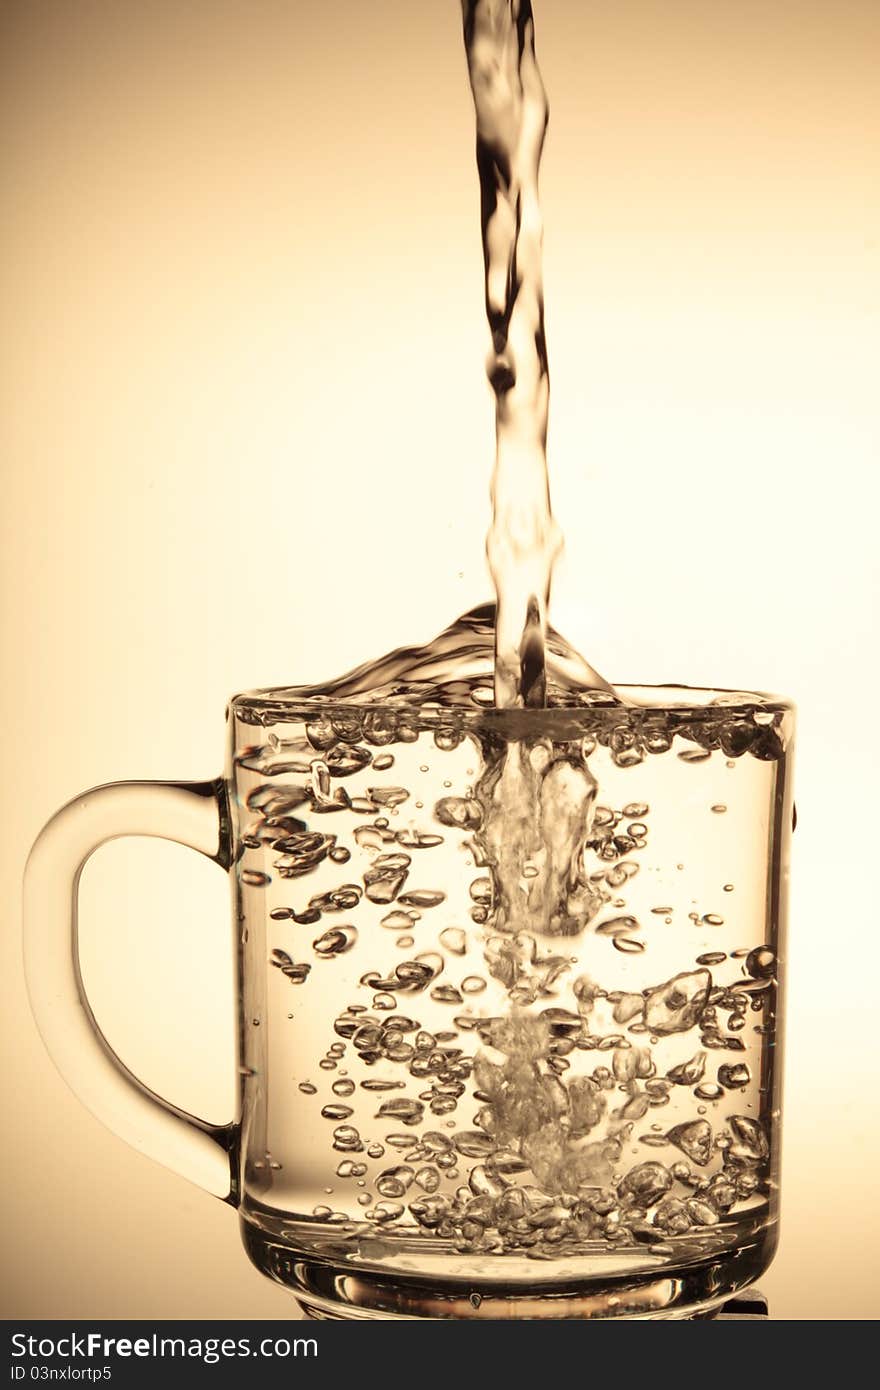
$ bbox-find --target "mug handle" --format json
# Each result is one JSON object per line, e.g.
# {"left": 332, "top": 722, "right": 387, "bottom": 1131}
{"left": 23, "top": 779, "right": 239, "bottom": 1203}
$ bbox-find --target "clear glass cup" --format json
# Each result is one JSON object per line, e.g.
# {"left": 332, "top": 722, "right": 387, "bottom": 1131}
{"left": 23, "top": 683, "right": 794, "bottom": 1319}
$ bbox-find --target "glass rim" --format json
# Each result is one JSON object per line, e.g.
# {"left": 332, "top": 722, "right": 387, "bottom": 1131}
{"left": 230, "top": 682, "right": 796, "bottom": 719}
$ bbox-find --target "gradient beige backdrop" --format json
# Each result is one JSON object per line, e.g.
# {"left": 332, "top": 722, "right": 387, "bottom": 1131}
{"left": 2, "top": 0, "right": 878, "bottom": 1320}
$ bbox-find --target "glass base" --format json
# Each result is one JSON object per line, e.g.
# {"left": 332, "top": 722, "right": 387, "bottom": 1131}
{"left": 242, "top": 1217, "right": 774, "bottom": 1320}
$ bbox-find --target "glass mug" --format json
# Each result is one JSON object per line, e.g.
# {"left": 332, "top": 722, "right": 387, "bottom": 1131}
{"left": 24, "top": 685, "right": 794, "bottom": 1319}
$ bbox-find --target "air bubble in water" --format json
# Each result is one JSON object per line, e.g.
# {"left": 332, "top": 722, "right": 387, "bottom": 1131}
{"left": 368, "top": 786, "right": 410, "bottom": 808}
{"left": 332, "top": 1125, "right": 363, "bottom": 1153}
{"left": 336, "top": 1160, "right": 367, "bottom": 1179}
{"left": 663, "top": 1053, "right": 707, "bottom": 1099}
{"left": 432, "top": 984, "right": 464, "bottom": 1004}
{"left": 398, "top": 889, "right": 447, "bottom": 909}
{"left": 461, "top": 975, "right": 487, "bottom": 994}
{"left": 666, "top": 1120, "right": 713, "bottom": 1166}
{"left": 376, "top": 1098, "right": 424, "bottom": 1126}
{"left": 746, "top": 946, "right": 776, "bottom": 979}
{"left": 613, "top": 937, "right": 645, "bottom": 955}
{"left": 718, "top": 1063, "right": 751, "bottom": 1089}
{"left": 415, "top": 1166, "right": 441, "bottom": 1193}
{"left": 376, "top": 1166, "right": 415, "bottom": 1198}
{"left": 728, "top": 1115, "right": 769, "bottom": 1161}
{"left": 364, "top": 855, "right": 411, "bottom": 903}
{"left": 644, "top": 971, "right": 711, "bottom": 1036}
{"left": 372, "top": 1202, "right": 404, "bottom": 1223}
{"left": 596, "top": 915, "right": 639, "bottom": 937}
{"left": 453, "top": 1131, "right": 496, "bottom": 1159}
{"left": 241, "top": 869, "right": 271, "bottom": 887}
{"left": 313, "top": 926, "right": 358, "bottom": 958}
{"left": 381, "top": 910, "right": 416, "bottom": 931}
{"left": 439, "top": 927, "right": 467, "bottom": 956}
{"left": 434, "top": 796, "right": 482, "bottom": 830}
{"left": 694, "top": 1084, "right": 723, "bottom": 1101}
{"left": 397, "top": 830, "right": 445, "bottom": 849}
{"left": 321, "top": 1103, "right": 354, "bottom": 1121}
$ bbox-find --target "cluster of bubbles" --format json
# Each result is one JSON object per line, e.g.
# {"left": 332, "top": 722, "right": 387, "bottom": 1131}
{"left": 236, "top": 683, "right": 784, "bottom": 1263}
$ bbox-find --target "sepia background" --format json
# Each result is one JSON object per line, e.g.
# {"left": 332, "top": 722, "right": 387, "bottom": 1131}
{"left": 2, "top": 0, "right": 878, "bottom": 1320}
